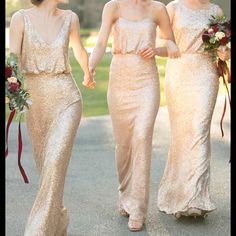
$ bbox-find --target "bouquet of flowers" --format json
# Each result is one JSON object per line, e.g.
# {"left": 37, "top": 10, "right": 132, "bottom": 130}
{"left": 5, "top": 52, "right": 32, "bottom": 183}
{"left": 202, "top": 15, "right": 231, "bottom": 140}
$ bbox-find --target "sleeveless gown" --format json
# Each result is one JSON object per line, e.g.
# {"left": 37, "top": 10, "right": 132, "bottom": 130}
{"left": 19, "top": 9, "right": 82, "bottom": 235}
{"left": 157, "top": 1, "right": 220, "bottom": 215}
{"left": 108, "top": 0, "right": 160, "bottom": 221}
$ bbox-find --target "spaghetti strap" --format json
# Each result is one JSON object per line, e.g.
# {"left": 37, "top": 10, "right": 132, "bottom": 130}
{"left": 18, "top": 9, "right": 25, "bottom": 15}
{"left": 18, "top": 9, "right": 26, "bottom": 19}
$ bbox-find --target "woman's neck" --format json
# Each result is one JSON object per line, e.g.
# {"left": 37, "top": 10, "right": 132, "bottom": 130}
{"left": 129, "top": 0, "right": 150, "bottom": 4}
{"left": 35, "top": 0, "right": 58, "bottom": 16}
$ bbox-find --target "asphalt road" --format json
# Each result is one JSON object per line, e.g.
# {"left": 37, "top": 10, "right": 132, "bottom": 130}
{"left": 6, "top": 95, "right": 230, "bottom": 236}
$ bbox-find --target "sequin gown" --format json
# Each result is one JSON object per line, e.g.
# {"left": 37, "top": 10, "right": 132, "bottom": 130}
{"left": 19, "top": 9, "right": 82, "bottom": 235}
{"left": 107, "top": 0, "right": 160, "bottom": 221}
{"left": 157, "top": 1, "right": 220, "bottom": 215}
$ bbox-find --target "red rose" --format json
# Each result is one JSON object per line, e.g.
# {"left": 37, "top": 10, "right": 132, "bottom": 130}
{"left": 5, "top": 66, "right": 12, "bottom": 78}
{"left": 224, "top": 29, "right": 231, "bottom": 38}
{"left": 8, "top": 82, "right": 20, "bottom": 92}
{"left": 220, "top": 37, "right": 229, "bottom": 46}
{"left": 212, "top": 25, "right": 219, "bottom": 33}
{"left": 202, "top": 33, "right": 210, "bottom": 43}
{"left": 223, "top": 21, "right": 231, "bottom": 30}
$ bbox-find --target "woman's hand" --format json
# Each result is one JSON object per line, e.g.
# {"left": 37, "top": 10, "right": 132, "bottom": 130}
{"left": 217, "top": 46, "right": 231, "bottom": 61}
{"left": 139, "top": 47, "right": 157, "bottom": 59}
{"left": 82, "top": 71, "right": 96, "bottom": 89}
{"left": 166, "top": 40, "right": 181, "bottom": 59}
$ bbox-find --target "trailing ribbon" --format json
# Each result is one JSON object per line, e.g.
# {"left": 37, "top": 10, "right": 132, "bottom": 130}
{"left": 5, "top": 110, "right": 29, "bottom": 183}
{"left": 5, "top": 109, "right": 16, "bottom": 158}
{"left": 217, "top": 59, "right": 231, "bottom": 163}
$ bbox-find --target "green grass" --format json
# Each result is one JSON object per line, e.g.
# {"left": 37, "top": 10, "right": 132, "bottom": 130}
{"left": 71, "top": 52, "right": 112, "bottom": 117}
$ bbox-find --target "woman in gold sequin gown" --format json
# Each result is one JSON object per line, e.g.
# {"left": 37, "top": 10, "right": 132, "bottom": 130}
{"left": 156, "top": 0, "right": 230, "bottom": 218}
{"left": 9, "top": 0, "right": 95, "bottom": 235}
{"left": 89, "top": 0, "right": 180, "bottom": 231}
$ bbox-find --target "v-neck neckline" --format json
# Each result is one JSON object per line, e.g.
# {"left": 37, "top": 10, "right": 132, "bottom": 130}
{"left": 24, "top": 11, "right": 68, "bottom": 46}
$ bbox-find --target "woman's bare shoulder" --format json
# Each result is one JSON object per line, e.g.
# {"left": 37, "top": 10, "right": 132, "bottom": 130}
{"left": 152, "top": 0, "right": 178, "bottom": 12}
{"left": 10, "top": 9, "right": 29, "bottom": 26}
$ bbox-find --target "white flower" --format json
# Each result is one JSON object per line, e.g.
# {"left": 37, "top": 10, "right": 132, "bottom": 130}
{"left": 20, "top": 107, "right": 27, "bottom": 113}
{"left": 26, "top": 99, "right": 33, "bottom": 105}
{"left": 7, "top": 76, "right": 18, "bottom": 83}
{"left": 215, "top": 32, "right": 225, "bottom": 40}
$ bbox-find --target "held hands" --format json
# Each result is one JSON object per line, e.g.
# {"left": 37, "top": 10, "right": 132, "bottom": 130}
{"left": 139, "top": 47, "right": 157, "bottom": 59}
{"left": 82, "top": 67, "right": 96, "bottom": 89}
{"left": 166, "top": 40, "right": 181, "bottom": 59}
{"left": 217, "top": 46, "right": 231, "bottom": 61}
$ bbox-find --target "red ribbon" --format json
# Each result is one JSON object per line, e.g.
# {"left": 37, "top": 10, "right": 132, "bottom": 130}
{"left": 217, "top": 60, "right": 231, "bottom": 163}
{"left": 5, "top": 110, "right": 29, "bottom": 183}
{"left": 5, "top": 109, "right": 16, "bottom": 157}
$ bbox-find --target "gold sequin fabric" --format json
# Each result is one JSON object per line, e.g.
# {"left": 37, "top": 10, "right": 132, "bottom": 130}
{"left": 157, "top": 1, "right": 220, "bottom": 215}
{"left": 19, "top": 9, "right": 82, "bottom": 236}
{"left": 108, "top": 6, "right": 160, "bottom": 221}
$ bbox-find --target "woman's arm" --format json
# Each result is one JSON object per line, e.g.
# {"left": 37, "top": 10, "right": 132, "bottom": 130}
{"left": 155, "top": 1, "right": 176, "bottom": 57}
{"left": 140, "top": 2, "right": 180, "bottom": 59}
{"left": 88, "top": 1, "right": 117, "bottom": 72}
{"left": 69, "top": 12, "right": 95, "bottom": 88}
{"left": 9, "top": 11, "right": 24, "bottom": 59}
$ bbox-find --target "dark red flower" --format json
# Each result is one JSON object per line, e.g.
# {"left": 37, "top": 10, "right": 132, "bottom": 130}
{"left": 224, "top": 29, "right": 231, "bottom": 38}
{"left": 202, "top": 33, "right": 210, "bottom": 43}
{"left": 212, "top": 25, "right": 219, "bottom": 33}
{"left": 8, "top": 82, "right": 20, "bottom": 92}
{"left": 217, "top": 65, "right": 224, "bottom": 77}
{"left": 220, "top": 37, "right": 229, "bottom": 46}
{"left": 217, "top": 59, "right": 227, "bottom": 77}
{"left": 5, "top": 66, "right": 12, "bottom": 78}
{"left": 223, "top": 20, "right": 231, "bottom": 30}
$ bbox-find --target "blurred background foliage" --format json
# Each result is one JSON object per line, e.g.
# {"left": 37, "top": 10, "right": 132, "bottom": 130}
{"left": 6, "top": 0, "right": 231, "bottom": 28}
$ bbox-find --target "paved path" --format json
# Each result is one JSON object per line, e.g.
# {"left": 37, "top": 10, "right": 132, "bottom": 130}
{"left": 6, "top": 95, "right": 230, "bottom": 236}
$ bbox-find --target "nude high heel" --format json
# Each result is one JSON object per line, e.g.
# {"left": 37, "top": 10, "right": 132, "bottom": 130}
{"left": 187, "top": 208, "right": 202, "bottom": 218}
{"left": 128, "top": 218, "right": 144, "bottom": 232}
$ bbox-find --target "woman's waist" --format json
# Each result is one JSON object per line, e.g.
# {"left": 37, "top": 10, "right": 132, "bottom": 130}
{"left": 112, "top": 40, "right": 155, "bottom": 56}
{"left": 21, "top": 60, "right": 72, "bottom": 75}
{"left": 24, "top": 72, "right": 78, "bottom": 90}
{"left": 111, "top": 54, "right": 158, "bottom": 75}
{"left": 166, "top": 53, "right": 217, "bottom": 73}
{"left": 111, "top": 55, "right": 158, "bottom": 75}
{"left": 168, "top": 52, "right": 214, "bottom": 62}
{"left": 25, "top": 72, "right": 72, "bottom": 79}
{"left": 112, "top": 53, "right": 157, "bottom": 65}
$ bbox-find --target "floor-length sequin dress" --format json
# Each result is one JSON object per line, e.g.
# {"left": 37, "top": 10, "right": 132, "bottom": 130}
{"left": 19, "top": 9, "right": 82, "bottom": 235}
{"left": 107, "top": 0, "right": 160, "bottom": 221}
{"left": 157, "top": 1, "right": 220, "bottom": 215}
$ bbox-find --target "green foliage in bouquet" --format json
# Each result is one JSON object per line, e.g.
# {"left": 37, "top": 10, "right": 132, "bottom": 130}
{"left": 5, "top": 53, "right": 32, "bottom": 116}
